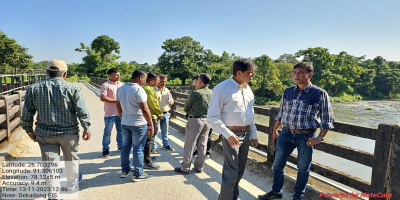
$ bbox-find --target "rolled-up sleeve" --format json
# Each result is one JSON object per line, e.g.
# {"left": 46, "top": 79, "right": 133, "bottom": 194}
{"left": 319, "top": 91, "right": 334, "bottom": 130}
{"left": 207, "top": 86, "right": 234, "bottom": 139}
{"left": 100, "top": 83, "right": 108, "bottom": 97}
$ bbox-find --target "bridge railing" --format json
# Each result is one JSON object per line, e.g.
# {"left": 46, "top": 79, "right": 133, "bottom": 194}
{"left": 170, "top": 90, "right": 399, "bottom": 198}
{"left": 0, "top": 74, "right": 47, "bottom": 142}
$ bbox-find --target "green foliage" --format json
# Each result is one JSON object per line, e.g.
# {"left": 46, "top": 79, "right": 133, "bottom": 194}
{"left": 0, "top": 31, "right": 33, "bottom": 73}
{"left": 75, "top": 35, "right": 120, "bottom": 77}
{"left": 254, "top": 97, "right": 269, "bottom": 105}
{"left": 157, "top": 36, "right": 219, "bottom": 85}
{"left": 330, "top": 93, "right": 363, "bottom": 102}
{"left": 274, "top": 53, "right": 299, "bottom": 65}
{"left": 252, "top": 55, "right": 285, "bottom": 101}
{"left": 166, "top": 78, "right": 183, "bottom": 85}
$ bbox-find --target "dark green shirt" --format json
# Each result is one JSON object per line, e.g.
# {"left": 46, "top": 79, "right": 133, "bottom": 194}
{"left": 21, "top": 77, "right": 91, "bottom": 138}
{"left": 184, "top": 86, "right": 212, "bottom": 117}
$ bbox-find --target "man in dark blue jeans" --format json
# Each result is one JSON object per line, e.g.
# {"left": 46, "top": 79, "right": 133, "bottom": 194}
{"left": 100, "top": 68, "right": 124, "bottom": 158}
{"left": 258, "top": 62, "right": 334, "bottom": 200}
{"left": 116, "top": 70, "right": 155, "bottom": 182}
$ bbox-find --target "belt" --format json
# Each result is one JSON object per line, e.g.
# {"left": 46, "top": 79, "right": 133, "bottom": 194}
{"left": 226, "top": 126, "right": 249, "bottom": 132}
{"left": 284, "top": 127, "right": 316, "bottom": 134}
{"left": 188, "top": 115, "right": 206, "bottom": 118}
{"left": 163, "top": 112, "right": 168, "bottom": 114}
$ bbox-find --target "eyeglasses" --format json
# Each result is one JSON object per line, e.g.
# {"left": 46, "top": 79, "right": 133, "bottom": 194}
{"left": 293, "top": 71, "right": 309, "bottom": 76}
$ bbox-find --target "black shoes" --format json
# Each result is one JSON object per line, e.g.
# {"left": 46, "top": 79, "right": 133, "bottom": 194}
{"left": 102, "top": 150, "right": 110, "bottom": 158}
{"left": 258, "top": 191, "right": 283, "bottom": 200}
{"left": 174, "top": 167, "right": 189, "bottom": 175}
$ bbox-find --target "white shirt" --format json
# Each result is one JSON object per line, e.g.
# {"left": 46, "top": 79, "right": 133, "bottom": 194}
{"left": 116, "top": 83, "right": 147, "bottom": 126}
{"left": 207, "top": 77, "right": 257, "bottom": 140}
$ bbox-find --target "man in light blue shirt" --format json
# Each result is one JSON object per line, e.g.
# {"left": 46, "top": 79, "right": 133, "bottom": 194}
{"left": 116, "top": 69, "right": 154, "bottom": 182}
{"left": 208, "top": 58, "right": 259, "bottom": 200}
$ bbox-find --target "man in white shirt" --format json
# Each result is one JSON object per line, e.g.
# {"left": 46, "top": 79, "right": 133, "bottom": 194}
{"left": 208, "top": 58, "right": 259, "bottom": 200}
{"left": 152, "top": 74, "right": 175, "bottom": 151}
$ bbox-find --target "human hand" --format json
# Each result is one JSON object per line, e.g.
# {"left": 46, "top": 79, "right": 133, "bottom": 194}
{"left": 82, "top": 131, "right": 91, "bottom": 140}
{"left": 27, "top": 133, "right": 37, "bottom": 142}
{"left": 250, "top": 139, "right": 258, "bottom": 148}
{"left": 306, "top": 137, "right": 321, "bottom": 146}
{"left": 147, "top": 125, "right": 154, "bottom": 136}
{"left": 272, "top": 130, "right": 279, "bottom": 144}
{"left": 227, "top": 135, "right": 240, "bottom": 147}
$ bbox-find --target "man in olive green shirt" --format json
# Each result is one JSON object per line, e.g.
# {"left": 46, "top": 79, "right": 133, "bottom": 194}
{"left": 143, "top": 72, "right": 162, "bottom": 169}
{"left": 175, "top": 73, "right": 212, "bottom": 174}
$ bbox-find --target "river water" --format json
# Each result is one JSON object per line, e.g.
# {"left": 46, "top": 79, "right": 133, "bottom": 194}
{"left": 258, "top": 100, "right": 400, "bottom": 183}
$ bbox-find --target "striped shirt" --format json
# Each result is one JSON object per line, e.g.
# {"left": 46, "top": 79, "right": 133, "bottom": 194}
{"left": 21, "top": 77, "right": 91, "bottom": 138}
{"left": 276, "top": 83, "right": 334, "bottom": 130}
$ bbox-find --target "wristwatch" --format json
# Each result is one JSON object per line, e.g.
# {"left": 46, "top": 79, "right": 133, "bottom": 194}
{"left": 316, "top": 135, "right": 324, "bottom": 141}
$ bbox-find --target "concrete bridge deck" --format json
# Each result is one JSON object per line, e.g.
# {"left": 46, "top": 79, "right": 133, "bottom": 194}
{"left": 2, "top": 82, "right": 316, "bottom": 200}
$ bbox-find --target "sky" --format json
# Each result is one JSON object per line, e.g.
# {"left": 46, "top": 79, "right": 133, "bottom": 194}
{"left": 1, "top": 0, "right": 399, "bottom": 65}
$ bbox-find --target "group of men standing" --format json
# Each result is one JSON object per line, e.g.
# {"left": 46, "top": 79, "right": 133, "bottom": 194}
{"left": 101, "top": 69, "right": 176, "bottom": 180}
{"left": 21, "top": 58, "right": 334, "bottom": 200}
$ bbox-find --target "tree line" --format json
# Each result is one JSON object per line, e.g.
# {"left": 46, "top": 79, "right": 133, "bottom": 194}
{"left": 1, "top": 31, "right": 400, "bottom": 104}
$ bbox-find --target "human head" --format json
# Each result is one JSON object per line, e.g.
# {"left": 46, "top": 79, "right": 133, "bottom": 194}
{"left": 107, "top": 68, "right": 120, "bottom": 82}
{"left": 146, "top": 72, "right": 160, "bottom": 87}
{"left": 47, "top": 59, "right": 68, "bottom": 78}
{"left": 158, "top": 74, "right": 167, "bottom": 89}
{"left": 195, "top": 73, "right": 211, "bottom": 89}
{"left": 232, "top": 58, "right": 257, "bottom": 84}
{"left": 293, "top": 62, "right": 313, "bottom": 85}
{"left": 131, "top": 69, "right": 147, "bottom": 86}
{"left": 192, "top": 75, "right": 199, "bottom": 89}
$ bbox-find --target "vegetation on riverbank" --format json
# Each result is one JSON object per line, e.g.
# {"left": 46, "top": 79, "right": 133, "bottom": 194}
{"left": 2, "top": 32, "right": 400, "bottom": 104}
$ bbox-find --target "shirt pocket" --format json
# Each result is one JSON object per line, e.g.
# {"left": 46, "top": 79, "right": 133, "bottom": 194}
{"left": 232, "top": 95, "right": 245, "bottom": 112}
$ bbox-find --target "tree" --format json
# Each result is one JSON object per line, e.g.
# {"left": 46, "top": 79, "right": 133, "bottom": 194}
{"left": 274, "top": 53, "right": 299, "bottom": 65}
{"left": 157, "top": 36, "right": 211, "bottom": 85}
{"left": 372, "top": 56, "right": 388, "bottom": 74}
{"left": 90, "top": 35, "right": 120, "bottom": 58}
{"left": 253, "top": 55, "right": 284, "bottom": 101}
{"left": 274, "top": 62, "right": 294, "bottom": 87}
{"left": 75, "top": 35, "right": 120, "bottom": 77}
{"left": 0, "top": 31, "right": 33, "bottom": 73}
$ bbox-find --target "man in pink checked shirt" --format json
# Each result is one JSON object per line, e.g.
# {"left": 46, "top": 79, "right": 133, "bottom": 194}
{"left": 100, "top": 68, "right": 124, "bottom": 158}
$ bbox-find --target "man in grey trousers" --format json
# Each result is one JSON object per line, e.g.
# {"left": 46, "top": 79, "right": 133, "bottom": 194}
{"left": 21, "top": 60, "right": 91, "bottom": 194}
{"left": 175, "top": 73, "right": 212, "bottom": 175}
{"left": 208, "top": 58, "right": 259, "bottom": 200}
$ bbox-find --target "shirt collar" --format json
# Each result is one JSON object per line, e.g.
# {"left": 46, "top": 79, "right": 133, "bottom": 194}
{"left": 48, "top": 77, "right": 64, "bottom": 81}
{"left": 229, "top": 76, "right": 247, "bottom": 89}
{"left": 107, "top": 79, "right": 120, "bottom": 85}
{"left": 294, "top": 82, "right": 313, "bottom": 93}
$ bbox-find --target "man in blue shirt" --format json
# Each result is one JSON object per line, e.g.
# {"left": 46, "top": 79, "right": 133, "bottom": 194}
{"left": 259, "top": 62, "right": 334, "bottom": 200}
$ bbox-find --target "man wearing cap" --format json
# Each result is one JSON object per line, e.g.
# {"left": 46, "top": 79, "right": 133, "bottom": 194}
{"left": 21, "top": 59, "right": 91, "bottom": 192}
{"left": 174, "top": 73, "right": 212, "bottom": 175}
{"left": 207, "top": 58, "right": 258, "bottom": 200}
{"left": 258, "top": 62, "right": 334, "bottom": 200}
{"left": 100, "top": 68, "right": 124, "bottom": 158}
